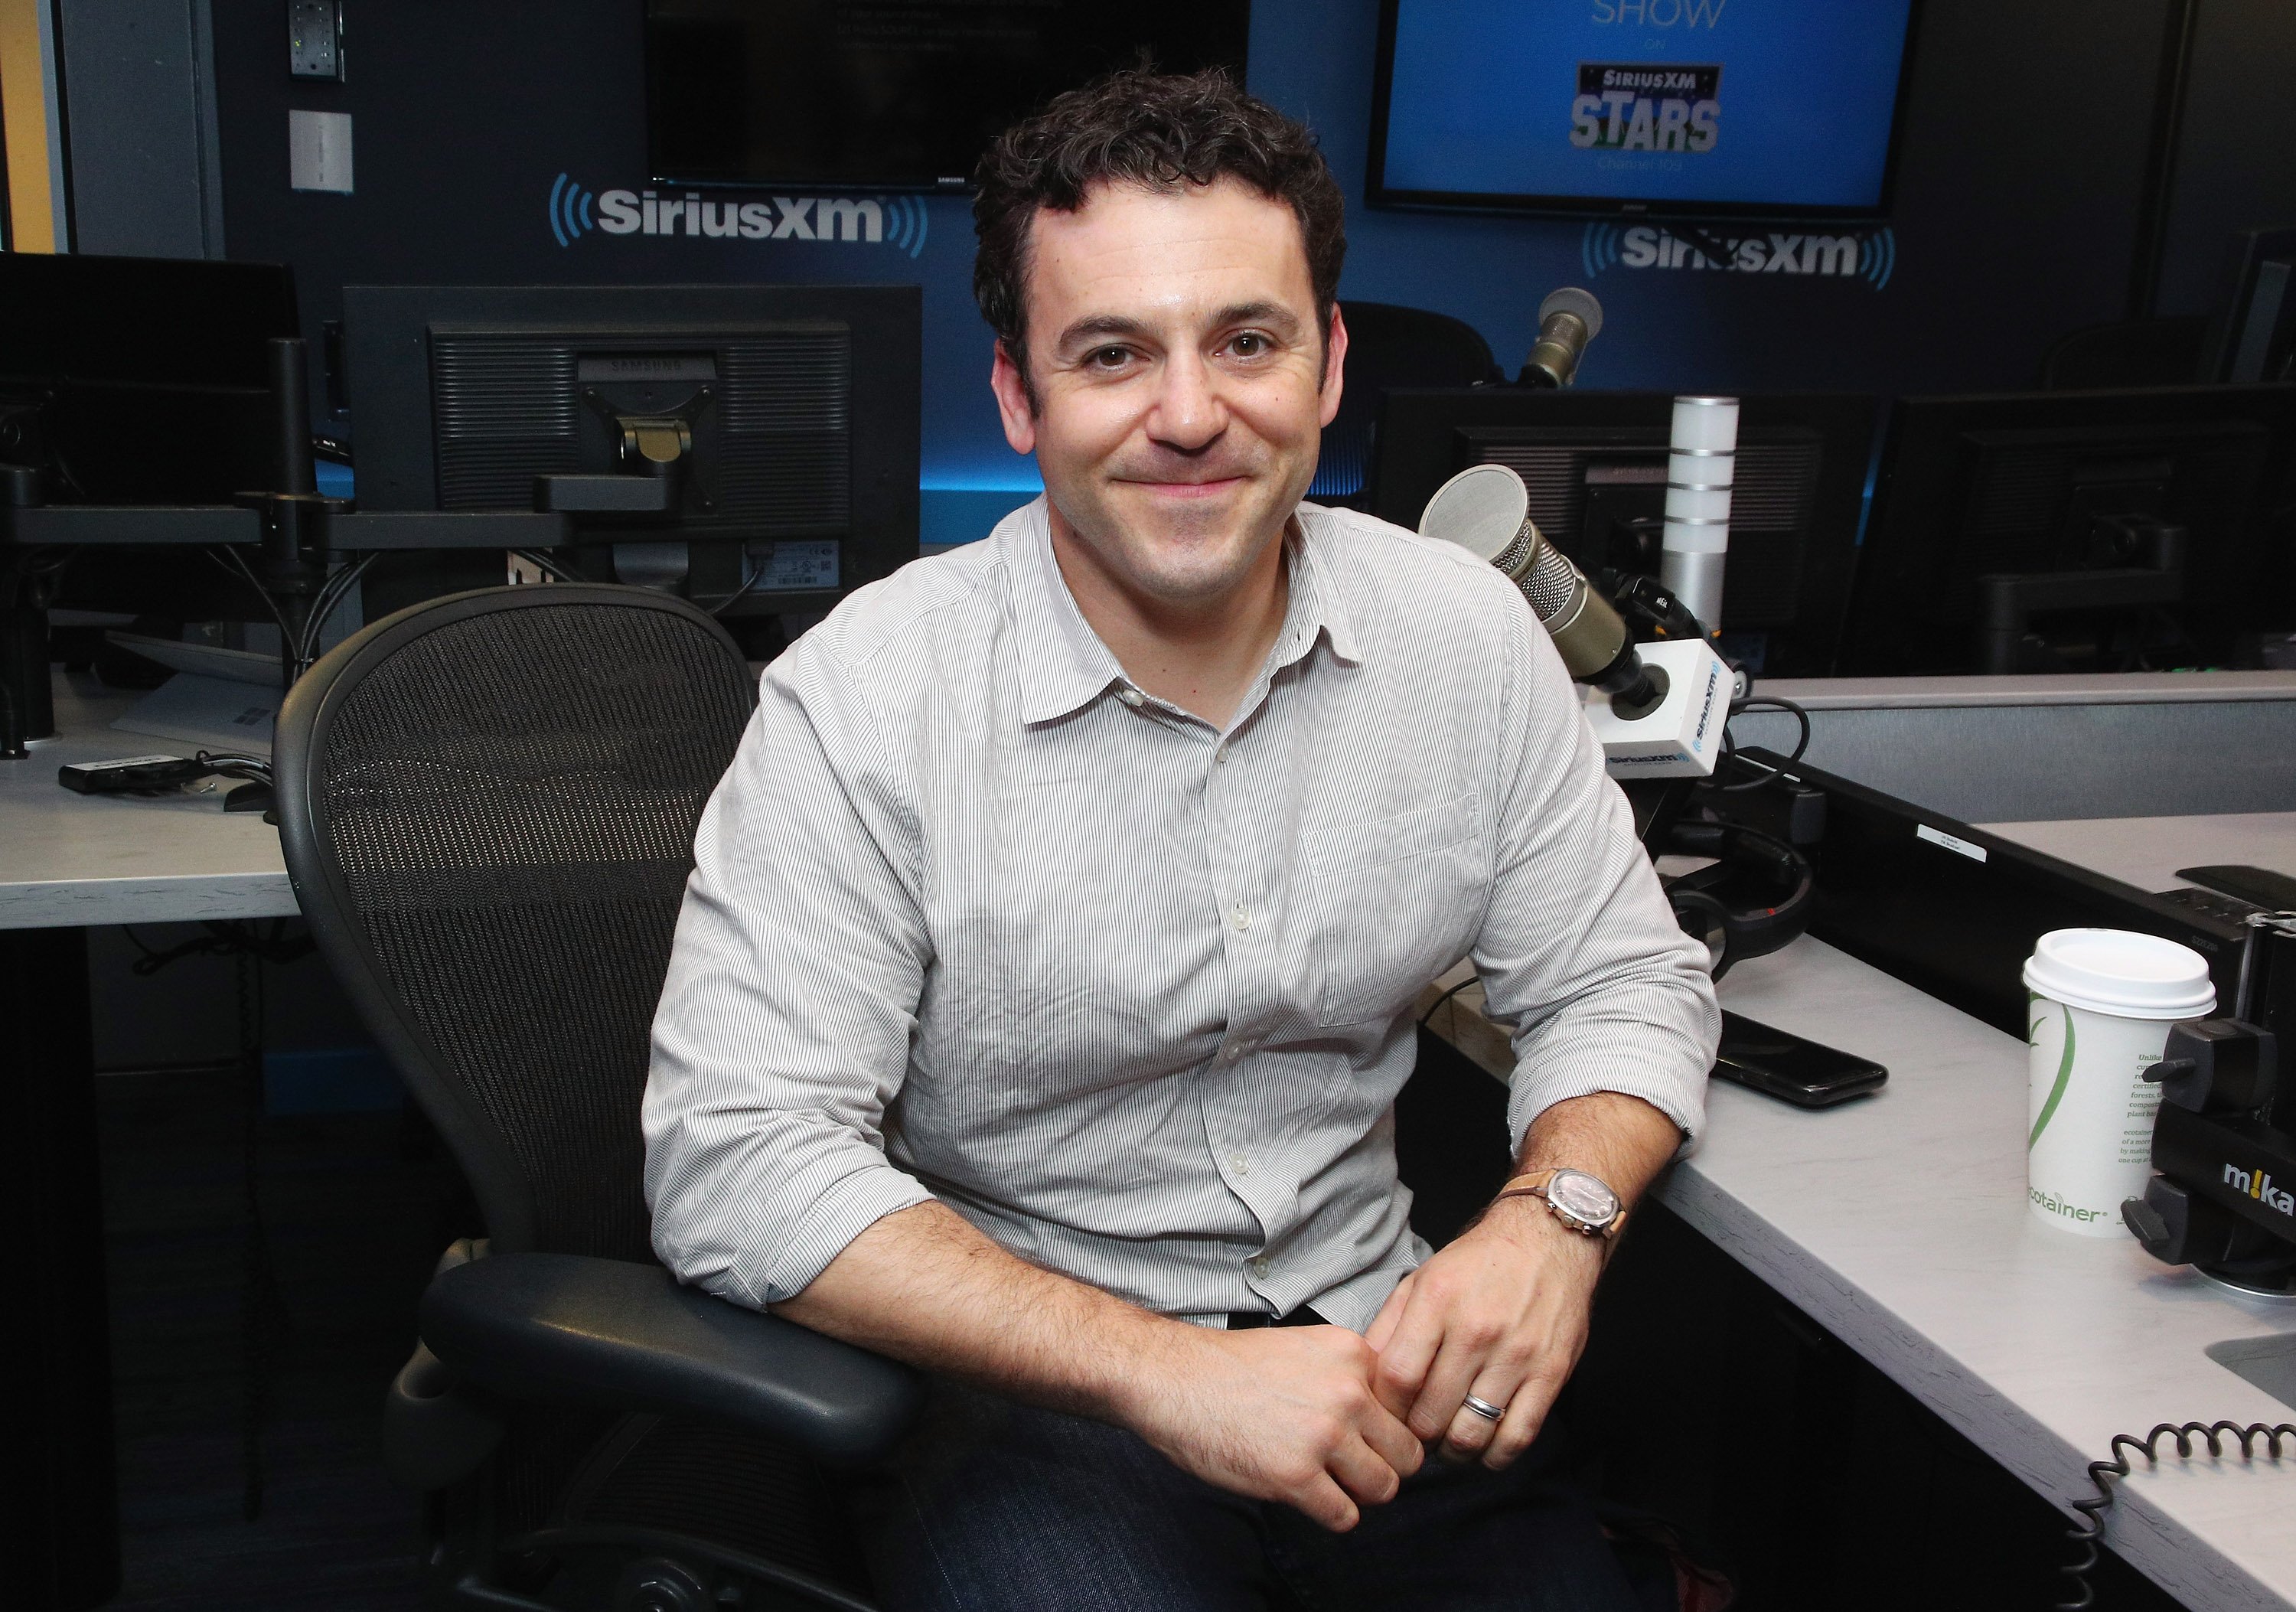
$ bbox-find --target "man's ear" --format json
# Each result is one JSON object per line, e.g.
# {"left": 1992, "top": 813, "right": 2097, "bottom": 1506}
{"left": 1319, "top": 304, "right": 1349, "bottom": 429}
{"left": 990, "top": 341, "right": 1039, "bottom": 455}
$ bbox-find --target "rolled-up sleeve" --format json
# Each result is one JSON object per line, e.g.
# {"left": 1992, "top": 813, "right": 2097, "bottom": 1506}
{"left": 643, "top": 637, "right": 934, "bottom": 1308}
{"left": 1470, "top": 598, "right": 1720, "bottom": 1154}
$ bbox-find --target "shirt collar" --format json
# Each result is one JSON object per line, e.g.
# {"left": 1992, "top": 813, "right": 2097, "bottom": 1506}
{"left": 998, "top": 497, "right": 1363, "bottom": 727}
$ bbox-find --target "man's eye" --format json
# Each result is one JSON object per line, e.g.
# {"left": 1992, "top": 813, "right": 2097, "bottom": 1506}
{"left": 1089, "top": 346, "right": 1130, "bottom": 368}
{"left": 1230, "top": 332, "right": 1268, "bottom": 357}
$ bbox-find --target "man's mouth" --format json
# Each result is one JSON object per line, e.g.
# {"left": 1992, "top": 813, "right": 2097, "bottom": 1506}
{"left": 1120, "top": 474, "right": 1247, "bottom": 499}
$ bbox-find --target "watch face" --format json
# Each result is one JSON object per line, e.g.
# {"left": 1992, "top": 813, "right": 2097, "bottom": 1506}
{"left": 1548, "top": 1170, "right": 1619, "bottom": 1229}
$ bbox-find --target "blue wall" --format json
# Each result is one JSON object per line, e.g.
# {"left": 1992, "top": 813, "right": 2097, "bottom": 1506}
{"left": 214, "top": 0, "right": 2224, "bottom": 546}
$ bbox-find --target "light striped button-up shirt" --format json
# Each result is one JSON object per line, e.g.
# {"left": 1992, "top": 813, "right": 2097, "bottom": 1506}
{"left": 644, "top": 498, "right": 1717, "bottom": 1332}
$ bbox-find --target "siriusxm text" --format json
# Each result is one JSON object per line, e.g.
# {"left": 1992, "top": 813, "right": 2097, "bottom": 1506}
{"left": 1620, "top": 227, "right": 1863, "bottom": 276}
{"left": 596, "top": 191, "right": 886, "bottom": 242}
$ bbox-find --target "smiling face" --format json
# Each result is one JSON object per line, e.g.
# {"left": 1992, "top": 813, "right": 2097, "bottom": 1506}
{"left": 990, "top": 177, "right": 1347, "bottom": 613}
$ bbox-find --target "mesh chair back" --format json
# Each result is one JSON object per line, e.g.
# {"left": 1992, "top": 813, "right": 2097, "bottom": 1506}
{"left": 1310, "top": 302, "right": 1505, "bottom": 506}
{"left": 277, "top": 586, "right": 755, "bottom": 1260}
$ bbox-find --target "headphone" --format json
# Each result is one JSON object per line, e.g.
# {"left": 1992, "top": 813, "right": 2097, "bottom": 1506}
{"left": 1658, "top": 818, "right": 1815, "bottom": 980}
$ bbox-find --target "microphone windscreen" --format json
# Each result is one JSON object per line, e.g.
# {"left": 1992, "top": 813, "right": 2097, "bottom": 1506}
{"left": 1417, "top": 463, "right": 1527, "bottom": 563}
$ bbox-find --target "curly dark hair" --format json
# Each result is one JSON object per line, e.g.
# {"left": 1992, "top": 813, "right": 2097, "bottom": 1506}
{"left": 971, "top": 67, "right": 1347, "bottom": 401}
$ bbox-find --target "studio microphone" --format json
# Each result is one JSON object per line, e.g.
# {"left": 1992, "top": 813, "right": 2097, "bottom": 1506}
{"left": 1419, "top": 463, "right": 1659, "bottom": 713}
{"left": 1519, "top": 287, "right": 1604, "bottom": 389}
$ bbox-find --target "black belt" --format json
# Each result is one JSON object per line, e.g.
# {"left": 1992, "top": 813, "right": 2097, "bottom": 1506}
{"left": 1226, "top": 1306, "right": 1326, "bottom": 1330}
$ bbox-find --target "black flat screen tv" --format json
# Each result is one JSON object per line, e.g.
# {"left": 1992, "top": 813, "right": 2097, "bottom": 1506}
{"left": 1368, "top": 0, "right": 1919, "bottom": 220}
{"left": 646, "top": 1, "right": 1253, "bottom": 190}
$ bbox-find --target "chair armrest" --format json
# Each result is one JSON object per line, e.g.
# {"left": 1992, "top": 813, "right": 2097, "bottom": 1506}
{"left": 419, "top": 1252, "right": 923, "bottom": 1467}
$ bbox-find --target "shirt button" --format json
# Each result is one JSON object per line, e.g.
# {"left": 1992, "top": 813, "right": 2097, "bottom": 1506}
{"left": 1118, "top": 688, "right": 1146, "bottom": 708}
{"left": 1247, "top": 1255, "right": 1272, "bottom": 1278}
{"left": 1231, "top": 904, "right": 1251, "bottom": 932}
{"left": 1221, "top": 1043, "right": 1243, "bottom": 1064}
{"left": 1228, "top": 1153, "right": 1251, "bottom": 1175}
{"left": 1215, "top": 744, "right": 1229, "bottom": 764}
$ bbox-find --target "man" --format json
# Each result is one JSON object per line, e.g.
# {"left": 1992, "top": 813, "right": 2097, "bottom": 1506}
{"left": 645, "top": 68, "right": 1717, "bottom": 1610}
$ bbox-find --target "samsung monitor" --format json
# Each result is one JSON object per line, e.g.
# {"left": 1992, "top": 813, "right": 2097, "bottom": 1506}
{"left": 645, "top": 1, "right": 1251, "bottom": 189}
{"left": 342, "top": 283, "right": 921, "bottom": 626}
{"left": 1840, "top": 385, "right": 2296, "bottom": 676}
{"left": 1368, "top": 389, "right": 1877, "bottom": 676}
{"left": 1368, "top": 0, "right": 1919, "bottom": 218}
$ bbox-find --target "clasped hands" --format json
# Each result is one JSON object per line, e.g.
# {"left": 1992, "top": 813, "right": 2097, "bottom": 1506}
{"left": 1130, "top": 1194, "right": 1608, "bottom": 1532}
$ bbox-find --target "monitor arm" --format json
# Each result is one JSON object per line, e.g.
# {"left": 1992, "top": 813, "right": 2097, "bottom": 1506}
{"left": 533, "top": 408, "right": 696, "bottom": 517}
{"left": 1972, "top": 515, "right": 2188, "bottom": 674}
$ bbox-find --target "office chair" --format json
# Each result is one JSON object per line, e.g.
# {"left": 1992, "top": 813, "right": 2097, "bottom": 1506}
{"left": 2037, "top": 315, "right": 2209, "bottom": 388}
{"left": 1309, "top": 301, "right": 1505, "bottom": 508}
{"left": 273, "top": 583, "right": 921, "bottom": 1611}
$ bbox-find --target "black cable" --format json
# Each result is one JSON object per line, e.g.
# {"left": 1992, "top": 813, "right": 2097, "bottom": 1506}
{"left": 509, "top": 547, "right": 579, "bottom": 584}
{"left": 207, "top": 546, "right": 296, "bottom": 646}
{"left": 195, "top": 750, "right": 272, "bottom": 785}
{"left": 1418, "top": 976, "right": 1482, "bottom": 1026}
{"left": 293, "top": 551, "right": 378, "bottom": 670}
{"left": 1710, "top": 695, "right": 1811, "bottom": 792}
{"left": 2059, "top": 1420, "right": 2295, "bottom": 1608}
{"left": 118, "top": 917, "right": 311, "bottom": 977}
{"left": 700, "top": 548, "right": 771, "bottom": 618}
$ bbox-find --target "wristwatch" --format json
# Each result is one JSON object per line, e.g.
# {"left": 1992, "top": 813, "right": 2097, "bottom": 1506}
{"left": 1498, "top": 1168, "right": 1624, "bottom": 1238}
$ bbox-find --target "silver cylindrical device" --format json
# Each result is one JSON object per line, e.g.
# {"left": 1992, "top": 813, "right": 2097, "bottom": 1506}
{"left": 1662, "top": 395, "right": 1737, "bottom": 635}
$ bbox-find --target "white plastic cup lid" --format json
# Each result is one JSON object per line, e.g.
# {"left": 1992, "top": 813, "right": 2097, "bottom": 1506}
{"left": 2021, "top": 928, "right": 2216, "bottom": 1020}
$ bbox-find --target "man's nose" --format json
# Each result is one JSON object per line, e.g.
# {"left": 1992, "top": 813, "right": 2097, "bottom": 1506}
{"left": 1144, "top": 348, "right": 1227, "bottom": 452}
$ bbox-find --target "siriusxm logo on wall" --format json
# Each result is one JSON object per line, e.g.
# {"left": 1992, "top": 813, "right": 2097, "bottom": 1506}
{"left": 1581, "top": 222, "right": 1897, "bottom": 289}
{"left": 547, "top": 173, "right": 931, "bottom": 259}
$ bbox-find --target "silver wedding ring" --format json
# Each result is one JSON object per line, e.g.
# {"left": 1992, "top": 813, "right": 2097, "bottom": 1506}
{"left": 1461, "top": 1394, "right": 1507, "bottom": 1424}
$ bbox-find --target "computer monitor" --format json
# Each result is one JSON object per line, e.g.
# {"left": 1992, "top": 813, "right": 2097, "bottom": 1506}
{"left": 2202, "top": 227, "right": 2296, "bottom": 385}
{"left": 1368, "top": 0, "right": 1917, "bottom": 220}
{"left": 341, "top": 284, "right": 921, "bottom": 625}
{"left": 1838, "top": 384, "right": 2296, "bottom": 676}
{"left": 0, "top": 253, "right": 301, "bottom": 503}
{"left": 0, "top": 253, "right": 301, "bottom": 624}
{"left": 1368, "top": 389, "right": 1878, "bottom": 677}
{"left": 646, "top": 0, "right": 1249, "bottom": 189}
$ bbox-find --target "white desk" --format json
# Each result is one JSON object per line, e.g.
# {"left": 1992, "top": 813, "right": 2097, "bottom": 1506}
{"left": 1984, "top": 814, "right": 2296, "bottom": 902}
{"left": 17, "top": 677, "right": 2296, "bottom": 1607}
{"left": 2, "top": 674, "right": 295, "bottom": 929}
{"left": 2, "top": 673, "right": 300, "bottom": 1612}
{"left": 1428, "top": 938, "right": 2296, "bottom": 1611}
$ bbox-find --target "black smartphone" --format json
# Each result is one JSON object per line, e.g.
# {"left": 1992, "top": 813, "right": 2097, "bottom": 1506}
{"left": 1712, "top": 1010, "right": 1887, "bottom": 1108}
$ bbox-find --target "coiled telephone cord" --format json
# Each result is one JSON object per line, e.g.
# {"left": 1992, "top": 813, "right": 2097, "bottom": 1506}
{"left": 2058, "top": 1419, "right": 2296, "bottom": 1609}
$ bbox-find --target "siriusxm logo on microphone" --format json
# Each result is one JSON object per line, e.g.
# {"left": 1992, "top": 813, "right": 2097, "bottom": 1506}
{"left": 1582, "top": 222, "right": 1896, "bottom": 289}
{"left": 547, "top": 173, "right": 930, "bottom": 259}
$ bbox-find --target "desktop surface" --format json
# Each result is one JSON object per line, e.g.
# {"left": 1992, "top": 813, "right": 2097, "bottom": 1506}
{"left": 1982, "top": 814, "right": 2296, "bottom": 904}
{"left": 2, "top": 672, "right": 293, "bottom": 929}
{"left": 1424, "top": 933, "right": 2296, "bottom": 1610}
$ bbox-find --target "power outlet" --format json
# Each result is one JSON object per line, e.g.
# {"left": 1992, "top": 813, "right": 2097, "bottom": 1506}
{"left": 289, "top": 1, "right": 344, "bottom": 81}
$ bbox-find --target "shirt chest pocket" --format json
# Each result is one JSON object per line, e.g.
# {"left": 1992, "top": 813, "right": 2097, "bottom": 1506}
{"left": 1301, "top": 793, "right": 1486, "bottom": 1029}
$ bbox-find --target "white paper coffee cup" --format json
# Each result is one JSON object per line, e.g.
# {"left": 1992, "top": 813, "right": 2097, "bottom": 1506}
{"left": 2023, "top": 928, "right": 2214, "bottom": 1237}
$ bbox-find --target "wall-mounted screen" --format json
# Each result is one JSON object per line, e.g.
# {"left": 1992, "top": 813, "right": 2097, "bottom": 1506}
{"left": 1369, "top": 0, "right": 1919, "bottom": 219}
{"left": 647, "top": 1, "right": 1252, "bottom": 190}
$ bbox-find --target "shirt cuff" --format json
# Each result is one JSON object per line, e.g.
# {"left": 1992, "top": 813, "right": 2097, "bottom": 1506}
{"left": 1505, "top": 1056, "right": 1710, "bottom": 1162}
{"left": 749, "top": 1163, "right": 936, "bottom": 1306}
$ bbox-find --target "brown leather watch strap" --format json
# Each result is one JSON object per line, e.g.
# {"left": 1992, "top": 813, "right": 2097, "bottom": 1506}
{"left": 1489, "top": 1170, "right": 1623, "bottom": 1237}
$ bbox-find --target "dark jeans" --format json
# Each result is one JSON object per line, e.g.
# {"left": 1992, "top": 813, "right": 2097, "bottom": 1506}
{"left": 843, "top": 1377, "right": 1659, "bottom": 1612}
